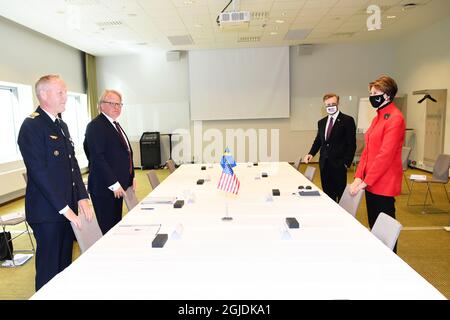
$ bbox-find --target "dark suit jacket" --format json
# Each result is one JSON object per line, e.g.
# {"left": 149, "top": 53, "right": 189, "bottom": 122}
{"left": 17, "top": 106, "right": 88, "bottom": 223}
{"left": 83, "top": 113, "right": 134, "bottom": 197}
{"left": 308, "top": 111, "right": 356, "bottom": 170}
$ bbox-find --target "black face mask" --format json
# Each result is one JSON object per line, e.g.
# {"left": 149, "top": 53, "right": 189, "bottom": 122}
{"left": 369, "top": 94, "right": 386, "bottom": 109}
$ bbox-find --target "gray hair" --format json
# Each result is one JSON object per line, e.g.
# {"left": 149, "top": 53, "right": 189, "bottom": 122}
{"left": 35, "top": 74, "right": 61, "bottom": 99}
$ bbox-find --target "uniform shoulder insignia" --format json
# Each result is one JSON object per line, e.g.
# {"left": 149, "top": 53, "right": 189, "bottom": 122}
{"left": 28, "top": 112, "right": 40, "bottom": 119}
{"left": 384, "top": 113, "right": 391, "bottom": 120}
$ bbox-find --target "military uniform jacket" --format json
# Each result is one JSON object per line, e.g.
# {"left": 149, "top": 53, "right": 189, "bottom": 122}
{"left": 17, "top": 106, "right": 88, "bottom": 223}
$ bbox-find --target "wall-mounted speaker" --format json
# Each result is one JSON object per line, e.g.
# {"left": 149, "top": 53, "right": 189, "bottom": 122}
{"left": 166, "top": 50, "right": 181, "bottom": 61}
{"left": 297, "top": 44, "right": 314, "bottom": 56}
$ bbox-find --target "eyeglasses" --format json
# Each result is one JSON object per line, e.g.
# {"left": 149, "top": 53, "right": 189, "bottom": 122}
{"left": 325, "top": 103, "right": 338, "bottom": 108}
{"left": 101, "top": 100, "right": 123, "bottom": 108}
{"left": 298, "top": 185, "right": 312, "bottom": 190}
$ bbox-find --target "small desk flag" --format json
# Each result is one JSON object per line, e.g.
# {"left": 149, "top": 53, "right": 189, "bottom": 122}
{"left": 217, "top": 148, "right": 240, "bottom": 194}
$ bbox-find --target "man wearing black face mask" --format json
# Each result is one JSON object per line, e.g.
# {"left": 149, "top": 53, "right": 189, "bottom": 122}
{"left": 303, "top": 93, "right": 356, "bottom": 202}
{"left": 350, "top": 76, "right": 405, "bottom": 253}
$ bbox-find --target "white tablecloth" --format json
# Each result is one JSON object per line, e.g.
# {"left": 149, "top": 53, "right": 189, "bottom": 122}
{"left": 31, "top": 162, "right": 446, "bottom": 299}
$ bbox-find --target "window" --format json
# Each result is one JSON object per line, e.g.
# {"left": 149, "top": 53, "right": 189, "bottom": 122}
{"left": 0, "top": 81, "right": 88, "bottom": 164}
{"left": 0, "top": 87, "right": 19, "bottom": 162}
{"left": 62, "top": 92, "right": 89, "bottom": 152}
{"left": 0, "top": 82, "right": 33, "bottom": 164}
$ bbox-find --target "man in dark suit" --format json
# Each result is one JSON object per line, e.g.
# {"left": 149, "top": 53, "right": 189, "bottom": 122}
{"left": 17, "top": 74, "right": 93, "bottom": 291}
{"left": 83, "top": 90, "right": 135, "bottom": 234}
{"left": 303, "top": 93, "right": 356, "bottom": 202}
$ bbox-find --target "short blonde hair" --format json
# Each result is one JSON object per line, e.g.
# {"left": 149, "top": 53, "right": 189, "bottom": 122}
{"left": 323, "top": 93, "right": 339, "bottom": 104}
{"left": 35, "top": 74, "right": 61, "bottom": 98}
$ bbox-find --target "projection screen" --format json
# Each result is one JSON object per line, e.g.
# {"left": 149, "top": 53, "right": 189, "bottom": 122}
{"left": 189, "top": 46, "right": 290, "bottom": 121}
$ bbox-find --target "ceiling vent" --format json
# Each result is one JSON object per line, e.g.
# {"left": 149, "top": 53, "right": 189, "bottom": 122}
{"left": 96, "top": 20, "right": 123, "bottom": 27}
{"left": 251, "top": 11, "right": 269, "bottom": 20}
{"left": 284, "top": 29, "right": 312, "bottom": 41}
{"left": 167, "top": 35, "right": 194, "bottom": 46}
{"left": 402, "top": 3, "right": 418, "bottom": 11}
{"left": 238, "top": 36, "right": 260, "bottom": 43}
{"left": 331, "top": 32, "right": 355, "bottom": 38}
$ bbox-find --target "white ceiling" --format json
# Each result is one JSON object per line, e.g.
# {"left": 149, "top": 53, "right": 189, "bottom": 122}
{"left": 0, "top": 0, "right": 449, "bottom": 56}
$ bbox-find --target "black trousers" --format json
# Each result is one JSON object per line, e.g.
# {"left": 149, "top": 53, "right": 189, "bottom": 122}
{"left": 365, "top": 190, "right": 397, "bottom": 253}
{"left": 30, "top": 221, "right": 74, "bottom": 291}
{"left": 91, "top": 193, "right": 123, "bottom": 235}
{"left": 320, "top": 159, "right": 347, "bottom": 203}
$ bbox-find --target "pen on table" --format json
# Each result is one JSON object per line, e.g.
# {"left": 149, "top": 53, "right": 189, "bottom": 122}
{"left": 141, "top": 207, "right": 154, "bottom": 210}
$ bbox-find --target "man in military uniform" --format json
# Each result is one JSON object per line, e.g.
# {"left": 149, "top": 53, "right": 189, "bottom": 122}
{"left": 17, "top": 74, "right": 93, "bottom": 291}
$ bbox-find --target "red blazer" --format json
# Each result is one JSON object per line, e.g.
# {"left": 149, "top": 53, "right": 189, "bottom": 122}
{"left": 355, "top": 102, "right": 405, "bottom": 197}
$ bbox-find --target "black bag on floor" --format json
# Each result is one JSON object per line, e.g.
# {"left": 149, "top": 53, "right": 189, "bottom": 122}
{"left": 0, "top": 231, "right": 14, "bottom": 260}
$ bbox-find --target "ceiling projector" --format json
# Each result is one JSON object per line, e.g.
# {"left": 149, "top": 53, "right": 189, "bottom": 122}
{"left": 218, "top": 11, "right": 250, "bottom": 30}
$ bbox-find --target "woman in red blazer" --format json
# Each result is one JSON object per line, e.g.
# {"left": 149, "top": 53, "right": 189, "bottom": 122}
{"left": 350, "top": 76, "right": 405, "bottom": 252}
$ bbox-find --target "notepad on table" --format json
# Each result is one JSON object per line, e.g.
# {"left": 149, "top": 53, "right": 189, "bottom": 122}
{"left": 299, "top": 191, "right": 321, "bottom": 196}
{"left": 410, "top": 174, "right": 427, "bottom": 181}
{"left": 141, "top": 197, "right": 177, "bottom": 204}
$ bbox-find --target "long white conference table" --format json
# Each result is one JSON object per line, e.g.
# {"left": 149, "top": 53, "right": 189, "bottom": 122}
{"left": 31, "top": 162, "right": 445, "bottom": 299}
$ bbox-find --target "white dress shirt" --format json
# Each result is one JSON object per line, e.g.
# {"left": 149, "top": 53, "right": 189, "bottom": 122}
{"left": 325, "top": 110, "right": 340, "bottom": 140}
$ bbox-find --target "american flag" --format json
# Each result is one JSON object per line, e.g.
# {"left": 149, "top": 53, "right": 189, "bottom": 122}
{"left": 217, "top": 149, "right": 240, "bottom": 195}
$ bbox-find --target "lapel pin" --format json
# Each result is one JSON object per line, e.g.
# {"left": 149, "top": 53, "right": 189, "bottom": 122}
{"left": 384, "top": 113, "right": 391, "bottom": 119}
{"left": 50, "top": 135, "right": 58, "bottom": 140}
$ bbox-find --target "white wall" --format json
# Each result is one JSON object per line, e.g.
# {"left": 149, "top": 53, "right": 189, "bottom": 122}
{"left": 0, "top": 17, "right": 85, "bottom": 102}
{"left": 96, "top": 49, "right": 190, "bottom": 165}
{"left": 96, "top": 43, "right": 395, "bottom": 164}
{"left": 0, "top": 17, "right": 85, "bottom": 203}
{"left": 393, "top": 16, "right": 450, "bottom": 166}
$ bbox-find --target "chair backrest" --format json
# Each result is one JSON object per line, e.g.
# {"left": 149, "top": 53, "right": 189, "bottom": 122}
{"left": 166, "top": 159, "right": 176, "bottom": 173}
{"left": 338, "top": 185, "right": 364, "bottom": 218}
{"left": 432, "top": 154, "right": 450, "bottom": 182}
{"left": 71, "top": 213, "right": 103, "bottom": 254}
{"left": 293, "top": 157, "right": 301, "bottom": 171}
{"left": 147, "top": 170, "right": 160, "bottom": 189}
{"left": 371, "top": 212, "right": 403, "bottom": 251}
{"left": 401, "top": 147, "right": 411, "bottom": 171}
{"left": 124, "top": 187, "right": 139, "bottom": 211}
{"left": 304, "top": 166, "right": 316, "bottom": 182}
{"left": 22, "top": 172, "right": 27, "bottom": 183}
